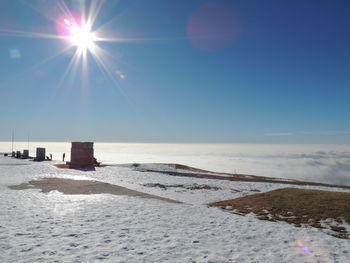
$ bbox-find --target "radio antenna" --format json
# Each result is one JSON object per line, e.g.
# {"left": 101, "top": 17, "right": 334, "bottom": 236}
{"left": 11, "top": 129, "right": 14, "bottom": 153}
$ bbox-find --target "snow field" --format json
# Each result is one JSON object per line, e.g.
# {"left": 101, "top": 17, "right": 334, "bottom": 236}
{"left": 0, "top": 157, "right": 349, "bottom": 262}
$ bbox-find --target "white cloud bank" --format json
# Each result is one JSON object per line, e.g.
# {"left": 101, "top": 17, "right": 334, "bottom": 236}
{"left": 264, "top": 133, "right": 294, "bottom": 137}
{"left": 1, "top": 143, "right": 350, "bottom": 186}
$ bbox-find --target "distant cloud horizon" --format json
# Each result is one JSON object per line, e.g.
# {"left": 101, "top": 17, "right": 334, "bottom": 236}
{"left": 264, "top": 133, "right": 294, "bottom": 137}
{"left": 264, "top": 130, "right": 350, "bottom": 140}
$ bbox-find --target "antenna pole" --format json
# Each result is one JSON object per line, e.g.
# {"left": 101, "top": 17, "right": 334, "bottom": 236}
{"left": 11, "top": 129, "right": 14, "bottom": 153}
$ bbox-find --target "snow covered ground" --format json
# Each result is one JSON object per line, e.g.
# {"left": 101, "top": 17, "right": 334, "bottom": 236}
{"left": 0, "top": 156, "right": 350, "bottom": 262}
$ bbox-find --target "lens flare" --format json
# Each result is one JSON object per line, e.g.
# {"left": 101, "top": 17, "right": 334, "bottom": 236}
{"left": 187, "top": 2, "right": 239, "bottom": 51}
{"left": 58, "top": 17, "right": 97, "bottom": 53}
{"left": 296, "top": 241, "right": 310, "bottom": 254}
{"left": 9, "top": 48, "right": 21, "bottom": 59}
{"left": 116, "top": 70, "right": 125, "bottom": 79}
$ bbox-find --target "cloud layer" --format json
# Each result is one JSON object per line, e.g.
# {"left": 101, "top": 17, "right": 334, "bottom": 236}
{"left": 1, "top": 143, "right": 350, "bottom": 186}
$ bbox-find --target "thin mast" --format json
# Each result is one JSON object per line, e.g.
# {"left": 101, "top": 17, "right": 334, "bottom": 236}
{"left": 11, "top": 129, "right": 14, "bottom": 153}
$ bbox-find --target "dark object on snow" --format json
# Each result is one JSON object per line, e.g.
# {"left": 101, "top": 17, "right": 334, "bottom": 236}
{"left": 4, "top": 153, "right": 8, "bottom": 157}
{"left": 35, "top": 148, "right": 46, "bottom": 161}
{"left": 62, "top": 153, "right": 65, "bottom": 162}
{"left": 22, "top": 150, "right": 29, "bottom": 159}
{"left": 16, "top": 151, "right": 21, "bottom": 158}
{"left": 69, "top": 142, "right": 97, "bottom": 168}
{"left": 11, "top": 151, "right": 15, "bottom": 157}
{"left": 93, "top": 157, "right": 100, "bottom": 166}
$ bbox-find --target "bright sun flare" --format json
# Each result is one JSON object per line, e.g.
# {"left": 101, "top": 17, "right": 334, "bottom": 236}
{"left": 64, "top": 19, "right": 96, "bottom": 53}
{"left": 0, "top": 0, "right": 130, "bottom": 94}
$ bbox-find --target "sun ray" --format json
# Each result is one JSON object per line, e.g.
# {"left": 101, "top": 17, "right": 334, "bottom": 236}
{"left": 94, "top": 35, "right": 188, "bottom": 43}
{"left": 77, "top": 0, "right": 87, "bottom": 28}
{"left": 45, "top": 47, "right": 83, "bottom": 107}
{"left": 87, "top": 0, "right": 139, "bottom": 38}
{"left": 57, "top": 49, "right": 81, "bottom": 90}
{"left": 81, "top": 49, "right": 89, "bottom": 95}
{"left": 0, "top": 29, "right": 68, "bottom": 40}
{"left": 86, "top": 0, "right": 105, "bottom": 28}
{"left": 90, "top": 45, "right": 133, "bottom": 106}
{"left": 57, "top": 0, "right": 77, "bottom": 23}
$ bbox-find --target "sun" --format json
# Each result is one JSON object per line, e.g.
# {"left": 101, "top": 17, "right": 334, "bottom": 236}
{"left": 0, "top": 0, "right": 131, "bottom": 95}
{"left": 64, "top": 18, "right": 97, "bottom": 53}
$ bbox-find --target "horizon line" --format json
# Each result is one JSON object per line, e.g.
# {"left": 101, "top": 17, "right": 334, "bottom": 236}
{"left": 1, "top": 141, "right": 350, "bottom": 145}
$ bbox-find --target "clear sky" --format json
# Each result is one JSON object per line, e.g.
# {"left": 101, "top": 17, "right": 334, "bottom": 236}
{"left": 0, "top": 0, "right": 350, "bottom": 143}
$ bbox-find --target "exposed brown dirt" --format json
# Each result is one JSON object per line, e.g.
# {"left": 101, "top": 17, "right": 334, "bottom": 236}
{"left": 55, "top": 162, "right": 350, "bottom": 190}
{"left": 54, "top": 164, "right": 70, "bottom": 169}
{"left": 138, "top": 163, "right": 350, "bottom": 190}
{"left": 9, "top": 178, "right": 181, "bottom": 204}
{"left": 209, "top": 188, "right": 350, "bottom": 239}
{"left": 143, "top": 183, "right": 221, "bottom": 191}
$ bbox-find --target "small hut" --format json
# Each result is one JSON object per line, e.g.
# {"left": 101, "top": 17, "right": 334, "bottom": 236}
{"left": 22, "top": 150, "right": 29, "bottom": 159}
{"left": 69, "top": 142, "right": 96, "bottom": 168}
{"left": 36, "top": 148, "right": 46, "bottom": 161}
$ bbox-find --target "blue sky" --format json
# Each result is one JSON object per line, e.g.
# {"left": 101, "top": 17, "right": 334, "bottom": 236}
{"left": 0, "top": 0, "right": 350, "bottom": 143}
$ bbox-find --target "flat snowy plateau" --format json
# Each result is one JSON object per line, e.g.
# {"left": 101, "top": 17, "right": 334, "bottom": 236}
{"left": 0, "top": 156, "right": 349, "bottom": 263}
